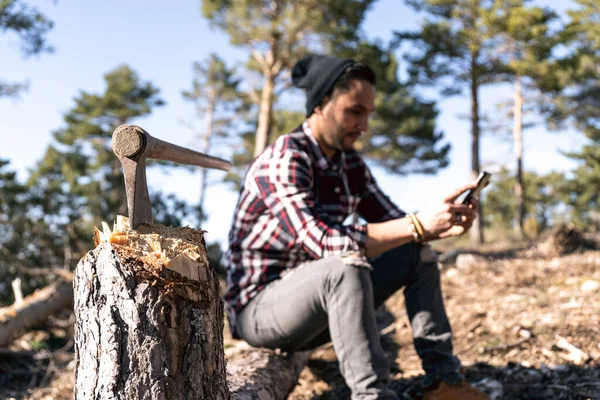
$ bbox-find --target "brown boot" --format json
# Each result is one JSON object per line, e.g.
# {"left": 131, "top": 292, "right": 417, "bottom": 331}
{"left": 422, "top": 380, "right": 490, "bottom": 400}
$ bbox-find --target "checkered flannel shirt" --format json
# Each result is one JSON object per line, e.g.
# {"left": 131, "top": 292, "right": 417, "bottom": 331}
{"left": 224, "top": 122, "right": 405, "bottom": 336}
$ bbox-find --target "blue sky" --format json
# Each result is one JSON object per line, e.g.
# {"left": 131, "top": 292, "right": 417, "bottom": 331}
{"left": 0, "top": 0, "right": 585, "bottom": 245}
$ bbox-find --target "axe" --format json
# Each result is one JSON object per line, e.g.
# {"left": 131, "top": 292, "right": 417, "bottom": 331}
{"left": 112, "top": 124, "right": 232, "bottom": 229}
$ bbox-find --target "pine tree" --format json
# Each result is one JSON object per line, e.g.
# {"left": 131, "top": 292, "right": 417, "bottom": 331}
{"left": 202, "top": 0, "right": 376, "bottom": 157}
{"left": 549, "top": 0, "right": 600, "bottom": 229}
{"left": 0, "top": 159, "right": 34, "bottom": 303}
{"left": 27, "top": 65, "right": 167, "bottom": 268}
{"left": 0, "top": 158, "right": 71, "bottom": 304}
{"left": 485, "top": 166, "right": 565, "bottom": 235}
{"left": 399, "top": 0, "right": 501, "bottom": 243}
{"left": 0, "top": 0, "right": 54, "bottom": 98}
{"left": 485, "top": 0, "right": 560, "bottom": 237}
{"left": 182, "top": 54, "right": 244, "bottom": 222}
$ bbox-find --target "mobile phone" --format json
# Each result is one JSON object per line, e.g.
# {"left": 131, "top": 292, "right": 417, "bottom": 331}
{"left": 461, "top": 171, "right": 491, "bottom": 205}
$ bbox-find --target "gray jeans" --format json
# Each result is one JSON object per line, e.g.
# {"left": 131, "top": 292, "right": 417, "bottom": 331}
{"left": 236, "top": 243, "right": 460, "bottom": 400}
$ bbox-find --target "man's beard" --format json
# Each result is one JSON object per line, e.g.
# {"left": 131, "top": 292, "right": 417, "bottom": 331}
{"left": 325, "top": 116, "right": 360, "bottom": 151}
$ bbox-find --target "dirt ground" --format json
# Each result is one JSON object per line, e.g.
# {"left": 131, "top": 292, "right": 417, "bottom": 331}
{"left": 2, "top": 245, "right": 599, "bottom": 400}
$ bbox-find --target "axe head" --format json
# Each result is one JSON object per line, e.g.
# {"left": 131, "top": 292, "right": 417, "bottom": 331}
{"left": 112, "top": 125, "right": 147, "bottom": 159}
{"left": 112, "top": 124, "right": 232, "bottom": 229}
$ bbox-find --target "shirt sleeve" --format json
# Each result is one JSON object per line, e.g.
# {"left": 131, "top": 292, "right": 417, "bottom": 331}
{"left": 357, "top": 159, "right": 406, "bottom": 223}
{"left": 254, "top": 149, "right": 368, "bottom": 259}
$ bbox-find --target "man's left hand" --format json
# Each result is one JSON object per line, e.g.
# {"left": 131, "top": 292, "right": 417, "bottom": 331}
{"left": 437, "top": 197, "right": 479, "bottom": 239}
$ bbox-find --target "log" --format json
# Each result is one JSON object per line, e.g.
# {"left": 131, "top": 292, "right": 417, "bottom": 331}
{"left": 226, "top": 343, "right": 309, "bottom": 400}
{"left": 73, "top": 220, "right": 230, "bottom": 400}
{"left": 0, "top": 280, "right": 73, "bottom": 347}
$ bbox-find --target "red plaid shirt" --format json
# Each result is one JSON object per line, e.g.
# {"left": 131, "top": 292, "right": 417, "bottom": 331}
{"left": 225, "top": 122, "right": 405, "bottom": 334}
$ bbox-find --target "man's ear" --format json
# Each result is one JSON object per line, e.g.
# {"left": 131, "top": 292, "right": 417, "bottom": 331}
{"left": 314, "top": 96, "right": 331, "bottom": 115}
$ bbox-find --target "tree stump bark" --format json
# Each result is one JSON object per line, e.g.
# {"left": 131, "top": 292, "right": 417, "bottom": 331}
{"left": 73, "top": 222, "right": 230, "bottom": 400}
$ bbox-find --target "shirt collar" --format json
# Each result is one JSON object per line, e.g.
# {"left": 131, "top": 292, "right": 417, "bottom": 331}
{"left": 302, "top": 121, "right": 346, "bottom": 171}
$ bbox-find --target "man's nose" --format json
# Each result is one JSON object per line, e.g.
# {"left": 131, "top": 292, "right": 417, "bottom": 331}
{"left": 357, "top": 115, "right": 369, "bottom": 132}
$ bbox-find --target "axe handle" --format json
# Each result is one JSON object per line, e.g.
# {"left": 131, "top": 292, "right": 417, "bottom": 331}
{"left": 146, "top": 136, "right": 232, "bottom": 171}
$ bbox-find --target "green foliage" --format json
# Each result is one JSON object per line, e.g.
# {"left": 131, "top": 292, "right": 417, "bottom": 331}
{"left": 562, "top": 143, "right": 600, "bottom": 230}
{"left": 182, "top": 53, "right": 243, "bottom": 117}
{"left": 0, "top": 159, "right": 61, "bottom": 305}
{"left": 0, "top": 0, "right": 54, "bottom": 98}
{"left": 550, "top": 0, "right": 600, "bottom": 140}
{"left": 151, "top": 192, "right": 199, "bottom": 228}
{"left": 0, "top": 0, "right": 54, "bottom": 55}
{"left": 202, "top": 0, "right": 374, "bottom": 53}
{"left": 399, "top": 0, "right": 500, "bottom": 93}
{"left": 0, "top": 159, "right": 30, "bottom": 292}
{"left": 547, "top": 0, "right": 600, "bottom": 230}
{"left": 486, "top": 1, "right": 560, "bottom": 85}
{"left": 368, "top": 90, "right": 450, "bottom": 174}
{"left": 485, "top": 166, "right": 566, "bottom": 234}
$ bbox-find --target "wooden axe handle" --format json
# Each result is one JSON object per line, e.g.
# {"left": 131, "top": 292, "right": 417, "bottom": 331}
{"left": 112, "top": 124, "right": 232, "bottom": 171}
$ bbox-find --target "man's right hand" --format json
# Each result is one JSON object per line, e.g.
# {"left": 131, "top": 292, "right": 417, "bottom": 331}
{"left": 416, "top": 182, "right": 479, "bottom": 240}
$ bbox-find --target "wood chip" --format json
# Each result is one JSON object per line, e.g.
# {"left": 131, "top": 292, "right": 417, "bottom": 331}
{"left": 555, "top": 335, "right": 590, "bottom": 365}
{"left": 93, "top": 215, "right": 210, "bottom": 280}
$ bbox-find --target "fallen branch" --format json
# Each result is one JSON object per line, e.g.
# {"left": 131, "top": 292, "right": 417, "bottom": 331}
{"left": 0, "top": 281, "right": 74, "bottom": 347}
{"left": 20, "top": 268, "right": 74, "bottom": 281}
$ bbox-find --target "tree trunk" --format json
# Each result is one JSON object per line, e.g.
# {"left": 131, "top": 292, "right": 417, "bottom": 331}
{"left": 513, "top": 74, "right": 525, "bottom": 237}
{"left": 254, "top": 73, "right": 275, "bottom": 158}
{"left": 199, "top": 94, "right": 216, "bottom": 223}
{"left": 0, "top": 280, "right": 73, "bottom": 347}
{"left": 73, "top": 234, "right": 230, "bottom": 399}
{"left": 469, "top": 62, "right": 484, "bottom": 244}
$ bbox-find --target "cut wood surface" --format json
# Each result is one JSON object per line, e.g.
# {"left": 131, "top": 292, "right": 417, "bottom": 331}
{"left": 226, "top": 342, "right": 309, "bottom": 400}
{"left": 0, "top": 280, "right": 73, "bottom": 347}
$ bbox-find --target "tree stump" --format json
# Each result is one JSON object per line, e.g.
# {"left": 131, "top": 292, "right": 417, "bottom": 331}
{"left": 73, "top": 220, "right": 230, "bottom": 399}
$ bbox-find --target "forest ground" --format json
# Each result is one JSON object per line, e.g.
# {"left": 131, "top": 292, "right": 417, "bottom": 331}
{"left": 1, "top": 231, "right": 599, "bottom": 400}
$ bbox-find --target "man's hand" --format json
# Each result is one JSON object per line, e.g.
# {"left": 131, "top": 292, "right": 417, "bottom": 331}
{"left": 416, "top": 182, "right": 479, "bottom": 241}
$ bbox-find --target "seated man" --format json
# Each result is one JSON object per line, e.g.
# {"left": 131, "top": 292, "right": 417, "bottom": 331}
{"left": 224, "top": 54, "right": 489, "bottom": 400}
